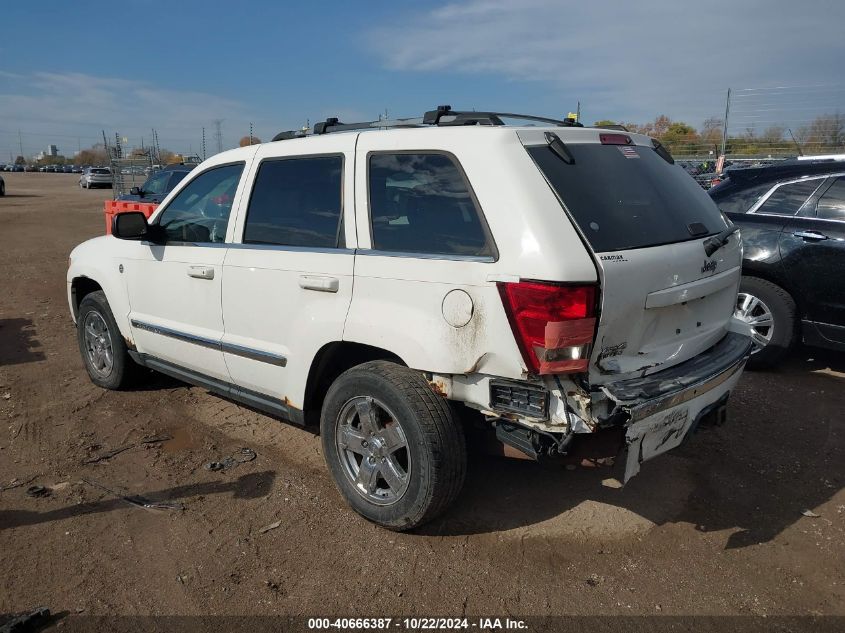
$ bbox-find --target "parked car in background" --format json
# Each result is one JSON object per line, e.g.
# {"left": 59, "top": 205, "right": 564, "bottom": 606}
{"left": 25, "top": 164, "right": 38, "bottom": 172}
{"left": 117, "top": 164, "right": 194, "bottom": 204}
{"left": 67, "top": 107, "right": 752, "bottom": 530}
{"left": 63, "top": 165, "right": 74, "bottom": 173}
{"left": 79, "top": 167, "right": 112, "bottom": 189}
{"left": 710, "top": 157, "right": 845, "bottom": 366}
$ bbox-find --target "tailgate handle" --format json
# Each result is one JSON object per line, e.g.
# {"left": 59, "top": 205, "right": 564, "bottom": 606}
{"left": 793, "top": 230, "right": 828, "bottom": 242}
{"left": 187, "top": 266, "right": 215, "bottom": 280}
{"left": 299, "top": 275, "right": 339, "bottom": 293}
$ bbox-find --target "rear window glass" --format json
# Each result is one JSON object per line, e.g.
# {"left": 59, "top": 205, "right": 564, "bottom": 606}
{"left": 756, "top": 179, "right": 822, "bottom": 216}
{"left": 91, "top": 168, "right": 110, "bottom": 174}
{"left": 710, "top": 181, "right": 773, "bottom": 214}
{"left": 527, "top": 143, "right": 725, "bottom": 252}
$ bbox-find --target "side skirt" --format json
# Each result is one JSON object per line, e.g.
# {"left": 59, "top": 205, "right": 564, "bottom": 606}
{"left": 129, "top": 352, "right": 305, "bottom": 426}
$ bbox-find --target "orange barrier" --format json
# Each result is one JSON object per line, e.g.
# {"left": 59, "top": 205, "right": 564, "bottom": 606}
{"left": 104, "top": 200, "right": 159, "bottom": 235}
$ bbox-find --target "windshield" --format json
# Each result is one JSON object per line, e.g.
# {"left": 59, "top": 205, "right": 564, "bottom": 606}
{"left": 527, "top": 143, "right": 726, "bottom": 252}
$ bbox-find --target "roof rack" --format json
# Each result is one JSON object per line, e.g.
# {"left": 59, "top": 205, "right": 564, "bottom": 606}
{"left": 271, "top": 104, "right": 583, "bottom": 141}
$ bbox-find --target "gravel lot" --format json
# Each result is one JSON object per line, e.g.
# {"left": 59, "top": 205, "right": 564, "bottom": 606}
{"left": 1, "top": 172, "right": 843, "bottom": 628}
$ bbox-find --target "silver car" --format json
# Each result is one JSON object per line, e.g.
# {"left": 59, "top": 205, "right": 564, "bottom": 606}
{"left": 79, "top": 167, "right": 112, "bottom": 189}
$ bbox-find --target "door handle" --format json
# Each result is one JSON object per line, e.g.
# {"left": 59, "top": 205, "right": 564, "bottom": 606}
{"left": 793, "top": 230, "right": 828, "bottom": 241}
{"left": 298, "top": 275, "right": 339, "bottom": 292}
{"left": 187, "top": 265, "right": 215, "bottom": 280}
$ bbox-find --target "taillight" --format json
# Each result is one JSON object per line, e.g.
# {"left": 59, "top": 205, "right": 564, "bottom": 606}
{"left": 497, "top": 281, "right": 597, "bottom": 375}
{"left": 599, "top": 133, "right": 632, "bottom": 145}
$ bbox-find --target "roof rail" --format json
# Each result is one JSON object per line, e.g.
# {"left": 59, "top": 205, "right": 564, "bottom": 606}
{"left": 272, "top": 104, "right": 583, "bottom": 141}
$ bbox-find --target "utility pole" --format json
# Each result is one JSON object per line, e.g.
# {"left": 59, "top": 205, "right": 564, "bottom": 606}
{"left": 720, "top": 88, "right": 731, "bottom": 159}
{"left": 212, "top": 119, "right": 224, "bottom": 154}
{"left": 249, "top": 122, "right": 253, "bottom": 146}
{"left": 18, "top": 129, "right": 23, "bottom": 158}
{"left": 202, "top": 127, "right": 207, "bottom": 161}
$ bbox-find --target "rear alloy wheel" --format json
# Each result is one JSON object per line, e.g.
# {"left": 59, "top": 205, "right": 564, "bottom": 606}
{"left": 735, "top": 276, "right": 797, "bottom": 369}
{"left": 321, "top": 361, "right": 466, "bottom": 531}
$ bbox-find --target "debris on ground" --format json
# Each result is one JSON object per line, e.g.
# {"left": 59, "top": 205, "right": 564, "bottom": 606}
{"left": 0, "top": 476, "right": 36, "bottom": 492}
{"left": 25, "top": 485, "right": 50, "bottom": 498}
{"left": 801, "top": 509, "right": 821, "bottom": 518}
{"left": 601, "top": 478, "right": 624, "bottom": 489}
{"left": 0, "top": 606, "right": 50, "bottom": 633}
{"left": 81, "top": 478, "right": 184, "bottom": 511}
{"left": 258, "top": 520, "right": 282, "bottom": 534}
{"left": 205, "top": 447, "right": 257, "bottom": 472}
{"left": 83, "top": 434, "right": 173, "bottom": 464}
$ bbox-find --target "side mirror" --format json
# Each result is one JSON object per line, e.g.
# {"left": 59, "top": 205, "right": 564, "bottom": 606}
{"left": 112, "top": 211, "right": 150, "bottom": 240}
{"left": 129, "top": 186, "right": 141, "bottom": 196}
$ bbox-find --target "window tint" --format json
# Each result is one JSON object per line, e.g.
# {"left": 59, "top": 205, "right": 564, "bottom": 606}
{"left": 816, "top": 178, "right": 845, "bottom": 221}
{"left": 168, "top": 170, "right": 189, "bottom": 191}
{"left": 528, "top": 143, "right": 725, "bottom": 252}
{"left": 710, "top": 181, "right": 772, "bottom": 214}
{"left": 156, "top": 163, "right": 243, "bottom": 243}
{"left": 368, "top": 153, "right": 493, "bottom": 257}
{"left": 756, "top": 179, "right": 821, "bottom": 216}
{"left": 243, "top": 156, "right": 343, "bottom": 248}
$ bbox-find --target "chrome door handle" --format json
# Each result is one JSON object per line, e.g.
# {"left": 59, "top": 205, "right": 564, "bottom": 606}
{"left": 187, "top": 266, "right": 215, "bottom": 280}
{"left": 298, "top": 275, "right": 339, "bottom": 292}
{"left": 793, "top": 230, "right": 828, "bottom": 241}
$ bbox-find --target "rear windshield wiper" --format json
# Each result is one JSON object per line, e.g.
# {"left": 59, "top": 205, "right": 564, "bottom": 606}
{"left": 703, "top": 225, "right": 739, "bottom": 257}
{"left": 544, "top": 132, "right": 575, "bottom": 164}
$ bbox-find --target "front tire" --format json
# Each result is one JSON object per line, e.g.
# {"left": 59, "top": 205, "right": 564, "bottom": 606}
{"left": 76, "top": 291, "right": 137, "bottom": 389}
{"left": 735, "top": 276, "right": 797, "bottom": 369}
{"left": 320, "top": 361, "right": 466, "bottom": 531}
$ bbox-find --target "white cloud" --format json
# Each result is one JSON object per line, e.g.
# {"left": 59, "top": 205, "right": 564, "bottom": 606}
{"left": 367, "top": 0, "right": 845, "bottom": 124}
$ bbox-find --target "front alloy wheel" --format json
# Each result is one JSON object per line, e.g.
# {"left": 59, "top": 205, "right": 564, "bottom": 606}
{"left": 82, "top": 310, "right": 114, "bottom": 378}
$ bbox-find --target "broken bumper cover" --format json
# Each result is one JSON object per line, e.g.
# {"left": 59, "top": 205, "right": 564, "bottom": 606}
{"left": 600, "top": 332, "right": 753, "bottom": 481}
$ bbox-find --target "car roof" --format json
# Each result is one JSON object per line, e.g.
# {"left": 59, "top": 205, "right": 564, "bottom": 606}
{"left": 722, "top": 159, "right": 845, "bottom": 186}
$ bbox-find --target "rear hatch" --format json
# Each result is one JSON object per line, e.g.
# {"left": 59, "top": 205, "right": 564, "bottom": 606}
{"left": 518, "top": 129, "right": 741, "bottom": 385}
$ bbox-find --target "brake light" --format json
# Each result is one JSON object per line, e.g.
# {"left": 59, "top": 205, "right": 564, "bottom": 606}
{"left": 497, "top": 281, "right": 597, "bottom": 374}
{"left": 599, "top": 133, "right": 632, "bottom": 145}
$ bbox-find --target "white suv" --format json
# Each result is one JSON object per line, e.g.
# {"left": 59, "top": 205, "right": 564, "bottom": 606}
{"left": 67, "top": 107, "right": 753, "bottom": 530}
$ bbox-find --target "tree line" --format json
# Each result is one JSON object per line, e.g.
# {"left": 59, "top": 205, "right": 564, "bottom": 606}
{"left": 593, "top": 112, "right": 844, "bottom": 157}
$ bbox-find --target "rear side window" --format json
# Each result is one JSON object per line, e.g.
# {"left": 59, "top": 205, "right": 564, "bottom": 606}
{"left": 368, "top": 152, "right": 494, "bottom": 257}
{"left": 816, "top": 178, "right": 845, "bottom": 220}
{"left": 527, "top": 143, "right": 725, "bottom": 252}
{"left": 756, "top": 179, "right": 822, "bottom": 216}
{"left": 244, "top": 156, "right": 343, "bottom": 248}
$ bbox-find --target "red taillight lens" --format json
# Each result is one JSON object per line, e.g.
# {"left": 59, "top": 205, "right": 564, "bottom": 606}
{"left": 599, "top": 133, "right": 632, "bottom": 145}
{"left": 497, "top": 281, "right": 597, "bottom": 375}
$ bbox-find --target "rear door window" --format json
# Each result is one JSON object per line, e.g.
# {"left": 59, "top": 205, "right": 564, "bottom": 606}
{"left": 527, "top": 142, "right": 725, "bottom": 252}
{"left": 755, "top": 179, "right": 823, "bottom": 216}
{"left": 815, "top": 178, "right": 845, "bottom": 221}
{"left": 243, "top": 156, "right": 344, "bottom": 248}
{"left": 368, "top": 152, "right": 494, "bottom": 257}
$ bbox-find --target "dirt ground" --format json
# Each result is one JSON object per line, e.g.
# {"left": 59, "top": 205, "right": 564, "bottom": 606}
{"left": 1, "top": 172, "right": 843, "bottom": 627}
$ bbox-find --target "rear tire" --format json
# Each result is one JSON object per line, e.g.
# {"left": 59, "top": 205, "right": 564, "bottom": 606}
{"left": 0, "top": 181, "right": 5, "bottom": 196}
{"left": 320, "top": 361, "right": 466, "bottom": 531}
{"left": 736, "top": 276, "right": 797, "bottom": 369}
{"left": 76, "top": 291, "right": 138, "bottom": 389}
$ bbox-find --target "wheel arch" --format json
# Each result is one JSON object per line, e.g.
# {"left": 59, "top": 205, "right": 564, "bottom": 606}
{"left": 70, "top": 276, "right": 104, "bottom": 321}
{"left": 740, "top": 266, "right": 806, "bottom": 321}
{"left": 303, "top": 341, "right": 406, "bottom": 426}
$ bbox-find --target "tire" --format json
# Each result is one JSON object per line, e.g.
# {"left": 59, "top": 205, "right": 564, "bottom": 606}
{"left": 0, "top": 181, "right": 5, "bottom": 196}
{"left": 736, "top": 276, "right": 797, "bottom": 369}
{"left": 320, "top": 361, "right": 466, "bottom": 531}
{"left": 76, "top": 290, "right": 138, "bottom": 389}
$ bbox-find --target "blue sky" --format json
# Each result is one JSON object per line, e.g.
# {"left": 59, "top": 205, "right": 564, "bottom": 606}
{"left": 1, "top": 0, "right": 843, "bottom": 158}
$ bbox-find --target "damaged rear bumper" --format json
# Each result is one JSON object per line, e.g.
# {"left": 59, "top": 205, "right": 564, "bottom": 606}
{"left": 599, "top": 331, "right": 753, "bottom": 481}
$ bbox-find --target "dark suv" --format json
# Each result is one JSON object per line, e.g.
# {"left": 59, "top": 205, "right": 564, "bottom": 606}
{"left": 118, "top": 164, "right": 194, "bottom": 204}
{"left": 710, "top": 157, "right": 845, "bottom": 367}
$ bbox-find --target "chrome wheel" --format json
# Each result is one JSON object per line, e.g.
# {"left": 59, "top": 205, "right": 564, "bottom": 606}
{"left": 335, "top": 396, "right": 410, "bottom": 506}
{"left": 83, "top": 310, "right": 114, "bottom": 378}
{"left": 735, "top": 292, "right": 774, "bottom": 351}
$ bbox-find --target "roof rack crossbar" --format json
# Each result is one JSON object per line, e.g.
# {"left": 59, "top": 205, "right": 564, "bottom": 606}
{"left": 272, "top": 105, "right": 583, "bottom": 141}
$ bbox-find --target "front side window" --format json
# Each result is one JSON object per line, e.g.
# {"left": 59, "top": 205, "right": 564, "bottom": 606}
{"left": 368, "top": 153, "right": 493, "bottom": 257}
{"left": 243, "top": 156, "right": 343, "bottom": 248}
{"left": 756, "top": 179, "right": 823, "bottom": 216}
{"left": 142, "top": 171, "right": 170, "bottom": 195}
{"left": 816, "top": 178, "right": 845, "bottom": 221}
{"left": 156, "top": 163, "right": 244, "bottom": 243}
